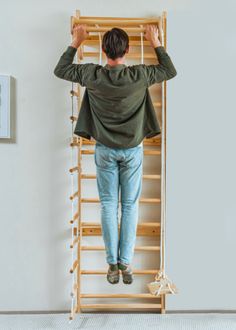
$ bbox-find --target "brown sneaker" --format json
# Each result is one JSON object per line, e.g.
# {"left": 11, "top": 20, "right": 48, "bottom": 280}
{"left": 107, "top": 264, "right": 119, "bottom": 284}
{"left": 118, "top": 262, "right": 133, "bottom": 284}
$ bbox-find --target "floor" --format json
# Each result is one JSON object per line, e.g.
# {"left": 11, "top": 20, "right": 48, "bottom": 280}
{"left": 0, "top": 313, "right": 236, "bottom": 330}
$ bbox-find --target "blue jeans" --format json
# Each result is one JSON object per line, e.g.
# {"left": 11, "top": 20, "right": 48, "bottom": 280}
{"left": 94, "top": 141, "right": 143, "bottom": 265}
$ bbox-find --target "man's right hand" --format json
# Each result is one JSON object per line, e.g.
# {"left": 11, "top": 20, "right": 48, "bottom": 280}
{"left": 144, "top": 24, "right": 162, "bottom": 48}
{"left": 71, "top": 24, "right": 89, "bottom": 48}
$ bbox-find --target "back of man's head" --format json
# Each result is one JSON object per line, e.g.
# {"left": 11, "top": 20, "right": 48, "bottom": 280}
{"left": 102, "top": 27, "right": 129, "bottom": 60}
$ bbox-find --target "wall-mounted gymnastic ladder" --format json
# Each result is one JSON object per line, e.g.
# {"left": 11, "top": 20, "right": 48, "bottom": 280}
{"left": 69, "top": 10, "right": 168, "bottom": 321}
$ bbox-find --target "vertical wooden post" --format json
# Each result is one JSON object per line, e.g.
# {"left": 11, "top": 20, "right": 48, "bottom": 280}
{"left": 161, "top": 10, "right": 167, "bottom": 315}
{"left": 75, "top": 9, "right": 82, "bottom": 314}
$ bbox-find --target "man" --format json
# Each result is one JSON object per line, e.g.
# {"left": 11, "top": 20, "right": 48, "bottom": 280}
{"left": 54, "top": 24, "right": 177, "bottom": 285}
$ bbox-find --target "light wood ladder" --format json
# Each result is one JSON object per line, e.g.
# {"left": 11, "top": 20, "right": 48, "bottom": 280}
{"left": 69, "top": 9, "right": 168, "bottom": 321}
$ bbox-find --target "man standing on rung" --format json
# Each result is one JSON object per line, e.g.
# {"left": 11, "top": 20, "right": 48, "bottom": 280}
{"left": 54, "top": 23, "right": 177, "bottom": 285}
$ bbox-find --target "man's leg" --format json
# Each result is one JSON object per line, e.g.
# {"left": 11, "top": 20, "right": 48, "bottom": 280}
{"left": 94, "top": 143, "right": 119, "bottom": 265}
{"left": 118, "top": 146, "right": 143, "bottom": 265}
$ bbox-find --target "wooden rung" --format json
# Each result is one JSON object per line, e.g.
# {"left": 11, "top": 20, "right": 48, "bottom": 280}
{"left": 80, "top": 149, "right": 161, "bottom": 155}
{"left": 69, "top": 195, "right": 161, "bottom": 203}
{"left": 69, "top": 212, "right": 79, "bottom": 224}
{"left": 81, "top": 174, "right": 96, "bottom": 179}
{"left": 72, "top": 17, "right": 160, "bottom": 26}
{"left": 70, "top": 236, "right": 79, "bottom": 249}
{"left": 83, "top": 34, "right": 153, "bottom": 39}
{"left": 79, "top": 137, "right": 161, "bottom": 146}
{"left": 81, "top": 197, "right": 161, "bottom": 203}
{"left": 82, "top": 52, "right": 156, "bottom": 59}
{"left": 81, "top": 173, "right": 160, "bottom": 179}
{"left": 80, "top": 303, "right": 161, "bottom": 309}
{"left": 69, "top": 191, "right": 79, "bottom": 201}
{"left": 81, "top": 245, "right": 160, "bottom": 251}
{"left": 83, "top": 39, "right": 151, "bottom": 46}
{"left": 69, "top": 166, "right": 78, "bottom": 173}
{"left": 70, "top": 260, "right": 78, "bottom": 273}
{"left": 80, "top": 293, "right": 161, "bottom": 298}
{"left": 144, "top": 150, "right": 161, "bottom": 155}
{"left": 81, "top": 221, "right": 160, "bottom": 236}
{"left": 143, "top": 174, "right": 161, "bottom": 179}
{"left": 74, "top": 26, "right": 154, "bottom": 33}
{"left": 138, "top": 222, "right": 160, "bottom": 227}
{"left": 81, "top": 269, "right": 158, "bottom": 275}
{"left": 81, "top": 221, "right": 160, "bottom": 227}
{"left": 80, "top": 15, "right": 159, "bottom": 20}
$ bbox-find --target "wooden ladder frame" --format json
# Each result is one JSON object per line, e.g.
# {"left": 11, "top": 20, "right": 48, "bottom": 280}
{"left": 69, "top": 10, "right": 168, "bottom": 321}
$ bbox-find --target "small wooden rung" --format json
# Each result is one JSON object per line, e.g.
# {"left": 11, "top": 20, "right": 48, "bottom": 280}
{"left": 69, "top": 166, "right": 79, "bottom": 173}
{"left": 69, "top": 191, "right": 78, "bottom": 201}
{"left": 70, "top": 236, "right": 79, "bottom": 249}
{"left": 70, "top": 115, "right": 78, "bottom": 122}
{"left": 81, "top": 269, "right": 158, "bottom": 275}
{"left": 153, "top": 101, "right": 162, "bottom": 107}
{"left": 80, "top": 293, "right": 161, "bottom": 298}
{"left": 69, "top": 212, "right": 79, "bottom": 224}
{"left": 80, "top": 303, "right": 161, "bottom": 309}
{"left": 70, "top": 260, "right": 78, "bottom": 273}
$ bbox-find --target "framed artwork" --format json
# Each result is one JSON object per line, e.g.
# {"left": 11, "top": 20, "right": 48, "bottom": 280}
{"left": 0, "top": 75, "right": 11, "bottom": 138}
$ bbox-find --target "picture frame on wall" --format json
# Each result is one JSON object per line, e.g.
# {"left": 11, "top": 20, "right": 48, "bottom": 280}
{"left": 0, "top": 75, "right": 11, "bottom": 139}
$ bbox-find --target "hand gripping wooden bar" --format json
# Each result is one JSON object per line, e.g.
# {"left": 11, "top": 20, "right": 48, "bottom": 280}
{"left": 70, "top": 15, "right": 163, "bottom": 44}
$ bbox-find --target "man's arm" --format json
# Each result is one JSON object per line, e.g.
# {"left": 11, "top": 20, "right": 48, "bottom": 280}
{"left": 141, "top": 24, "right": 177, "bottom": 87}
{"left": 53, "top": 24, "right": 95, "bottom": 86}
{"left": 141, "top": 45, "right": 177, "bottom": 87}
{"left": 53, "top": 45, "right": 95, "bottom": 86}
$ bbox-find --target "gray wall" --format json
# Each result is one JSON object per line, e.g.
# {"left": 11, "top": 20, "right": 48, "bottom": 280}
{"left": 0, "top": 0, "right": 236, "bottom": 311}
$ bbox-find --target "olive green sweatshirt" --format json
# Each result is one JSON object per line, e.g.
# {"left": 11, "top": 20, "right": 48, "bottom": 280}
{"left": 54, "top": 45, "right": 177, "bottom": 148}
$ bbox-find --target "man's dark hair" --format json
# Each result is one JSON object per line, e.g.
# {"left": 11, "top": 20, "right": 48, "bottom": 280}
{"left": 102, "top": 27, "right": 129, "bottom": 60}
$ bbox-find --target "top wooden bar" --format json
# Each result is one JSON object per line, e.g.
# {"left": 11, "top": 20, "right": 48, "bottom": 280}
{"left": 72, "top": 17, "right": 160, "bottom": 26}
{"left": 71, "top": 16, "right": 161, "bottom": 33}
{"left": 79, "top": 15, "right": 161, "bottom": 20}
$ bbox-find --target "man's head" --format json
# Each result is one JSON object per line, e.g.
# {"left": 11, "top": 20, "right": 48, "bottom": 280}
{"left": 102, "top": 27, "right": 129, "bottom": 61}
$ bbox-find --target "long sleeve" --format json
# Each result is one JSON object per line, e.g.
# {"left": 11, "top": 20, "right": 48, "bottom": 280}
{"left": 53, "top": 46, "right": 96, "bottom": 86}
{"left": 140, "top": 46, "right": 177, "bottom": 87}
